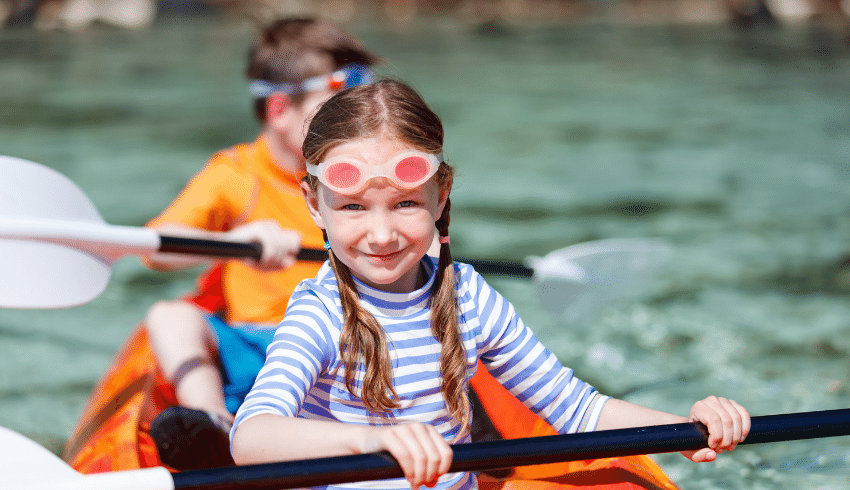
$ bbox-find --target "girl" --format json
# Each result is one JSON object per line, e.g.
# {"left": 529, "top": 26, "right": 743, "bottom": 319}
{"left": 230, "top": 79, "right": 750, "bottom": 490}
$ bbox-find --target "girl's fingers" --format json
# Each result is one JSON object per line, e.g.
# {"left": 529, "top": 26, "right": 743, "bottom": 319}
{"left": 424, "top": 424, "right": 453, "bottom": 482}
{"left": 402, "top": 424, "right": 432, "bottom": 487}
{"left": 737, "top": 399, "right": 752, "bottom": 440}
{"left": 381, "top": 423, "right": 451, "bottom": 489}
{"left": 380, "top": 429, "right": 415, "bottom": 483}
{"left": 685, "top": 448, "right": 717, "bottom": 463}
{"left": 728, "top": 398, "right": 751, "bottom": 449}
{"left": 719, "top": 397, "right": 744, "bottom": 449}
{"left": 707, "top": 397, "right": 734, "bottom": 449}
{"left": 417, "top": 425, "right": 446, "bottom": 486}
{"left": 690, "top": 396, "right": 750, "bottom": 453}
{"left": 398, "top": 428, "right": 428, "bottom": 487}
{"left": 416, "top": 424, "right": 453, "bottom": 487}
{"left": 714, "top": 397, "right": 749, "bottom": 450}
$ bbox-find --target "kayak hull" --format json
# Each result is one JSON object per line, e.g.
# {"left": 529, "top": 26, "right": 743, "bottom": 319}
{"left": 63, "top": 326, "right": 173, "bottom": 472}
{"left": 63, "top": 325, "right": 679, "bottom": 490}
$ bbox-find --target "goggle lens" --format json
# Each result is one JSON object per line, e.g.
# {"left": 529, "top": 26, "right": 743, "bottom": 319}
{"left": 394, "top": 156, "right": 433, "bottom": 184}
{"left": 325, "top": 161, "right": 362, "bottom": 190}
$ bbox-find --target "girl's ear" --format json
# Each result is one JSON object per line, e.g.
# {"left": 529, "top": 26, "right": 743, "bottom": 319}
{"left": 435, "top": 186, "right": 450, "bottom": 220}
{"left": 301, "top": 181, "right": 326, "bottom": 230}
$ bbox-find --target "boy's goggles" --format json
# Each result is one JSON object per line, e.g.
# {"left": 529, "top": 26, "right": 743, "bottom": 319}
{"left": 306, "top": 150, "right": 443, "bottom": 195}
{"left": 249, "top": 64, "right": 375, "bottom": 97}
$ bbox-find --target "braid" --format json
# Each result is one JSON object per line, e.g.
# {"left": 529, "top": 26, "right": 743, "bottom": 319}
{"left": 430, "top": 198, "right": 471, "bottom": 438}
{"left": 325, "top": 232, "right": 400, "bottom": 414}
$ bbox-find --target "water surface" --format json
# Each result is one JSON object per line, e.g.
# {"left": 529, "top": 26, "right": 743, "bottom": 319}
{"left": 2, "top": 16, "right": 850, "bottom": 489}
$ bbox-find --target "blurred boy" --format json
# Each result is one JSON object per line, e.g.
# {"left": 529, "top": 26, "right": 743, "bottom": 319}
{"left": 142, "top": 17, "right": 379, "bottom": 470}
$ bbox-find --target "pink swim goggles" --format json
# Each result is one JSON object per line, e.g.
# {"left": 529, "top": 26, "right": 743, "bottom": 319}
{"left": 306, "top": 150, "right": 443, "bottom": 194}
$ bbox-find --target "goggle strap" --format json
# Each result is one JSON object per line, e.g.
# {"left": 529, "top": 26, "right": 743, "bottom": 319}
{"left": 249, "top": 80, "right": 298, "bottom": 98}
{"left": 249, "top": 64, "right": 375, "bottom": 98}
{"left": 300, "top": 67, "right": 346, "bottom": 92}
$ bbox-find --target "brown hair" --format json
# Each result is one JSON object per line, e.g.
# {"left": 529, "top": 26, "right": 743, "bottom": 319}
{"left": 246, "top": 17, "right": 380, "bottom": 122}
{"left": 303, "top": 80, "right": 469, "bottom": 434}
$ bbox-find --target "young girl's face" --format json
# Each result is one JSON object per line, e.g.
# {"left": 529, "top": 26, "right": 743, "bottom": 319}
{"left": 302, "top": 134, "right": 449, "bottom": 293}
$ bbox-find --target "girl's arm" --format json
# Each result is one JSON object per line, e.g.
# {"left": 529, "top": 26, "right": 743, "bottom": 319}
{"left": 232, "top": 414, "right": 453, "bottom": 489}
{"left": 596, "top": 396, "right": 750, "bottom": 462}
{"left": 467, "top": 267, "right": 750, "bottom": 463}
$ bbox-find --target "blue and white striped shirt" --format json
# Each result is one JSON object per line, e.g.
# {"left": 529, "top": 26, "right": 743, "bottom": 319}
{"left": 233, "top": 257, "right": 609, "bottom": 490}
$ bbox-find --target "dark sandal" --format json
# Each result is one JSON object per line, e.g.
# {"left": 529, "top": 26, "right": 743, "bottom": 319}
{"left": 149, "top": 406, "right": 235, "bottom": 470}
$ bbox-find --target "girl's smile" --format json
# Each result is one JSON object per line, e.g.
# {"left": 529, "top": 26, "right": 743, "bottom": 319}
{"left": 366, "top": 250, "right": 403, "bottom": 263}
{"left": 302, "top": 135, "right": 448, "bottom": 294}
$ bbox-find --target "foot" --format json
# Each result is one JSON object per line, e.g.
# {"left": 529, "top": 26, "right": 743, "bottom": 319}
{"left": 149, "top": 406, "right": 235, "bottom": 470}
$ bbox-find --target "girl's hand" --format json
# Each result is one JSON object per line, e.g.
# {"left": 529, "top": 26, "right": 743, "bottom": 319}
{"left": 226, "top": 220, "right": 301, "bottom": 271}
{"left": 363, "top": 422, "right": 453, "bottom": 489}
{"left": 682, "top": 396, "right": 750, "bottom": 462}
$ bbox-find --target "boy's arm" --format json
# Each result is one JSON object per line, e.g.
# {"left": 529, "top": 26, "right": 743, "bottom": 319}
{"left": 142, "top": 161, "right": 254, "bottom": 271}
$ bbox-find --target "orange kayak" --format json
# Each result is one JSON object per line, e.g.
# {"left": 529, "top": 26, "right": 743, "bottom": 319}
{"left": 63, "top": 325, "right": 173, "bottom": 472}
{"left": 63, "top": 325, "right": 679, "bottom": 490}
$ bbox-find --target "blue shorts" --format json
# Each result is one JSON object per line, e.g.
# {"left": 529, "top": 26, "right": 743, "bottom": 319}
{"left": 207, "top": 316, "right": 277, "bottom": 414}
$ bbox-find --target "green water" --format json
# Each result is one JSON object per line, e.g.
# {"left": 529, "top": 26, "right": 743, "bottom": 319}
{"left": 2, "top": 15, "right": 850, "bottom": 489}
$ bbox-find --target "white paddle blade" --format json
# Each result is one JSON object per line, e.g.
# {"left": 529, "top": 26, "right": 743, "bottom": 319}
{"left": 0, "top": 239, "right": 111, "bottom": 309}
{"left": 0, "top": 157, "right": 111, "bottom": 309}
{"left": 0, "top": 157, "right": 167, "bottom": 308}
{"left": 0, "top": 156, "right": 105, "bottom": 223}
{"left": 529, "top": 238, "right": 673, "bottom": 324}
{"left": 0, "top": 426, "right": 81, "bottom": 485}
{"left": 0, "top": 427, "right": 174, "bottom": 490}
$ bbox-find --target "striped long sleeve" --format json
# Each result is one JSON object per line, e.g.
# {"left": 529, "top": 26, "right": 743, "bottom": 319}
{"left": 233, "top": 258, "right": 608, "bottom": 490}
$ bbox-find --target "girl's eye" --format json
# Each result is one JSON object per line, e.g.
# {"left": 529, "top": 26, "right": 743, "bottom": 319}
{"left": 342, "top": 203, "right": 364, "bottom": 211}
{"left": 397, "top": 200, "right": 416, "bottom": 208}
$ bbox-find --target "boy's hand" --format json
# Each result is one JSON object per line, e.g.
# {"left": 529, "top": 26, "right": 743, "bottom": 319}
{"left": 363, "top": 422, "right": 453, "bottom": 489}
{"left": 227, "top": 220, "right": 301, "bottom": 271}
{"left": 682, "top": 396, "right": 750, "bottom": 462}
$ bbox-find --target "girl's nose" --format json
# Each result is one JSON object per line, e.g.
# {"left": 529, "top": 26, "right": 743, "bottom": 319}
{"left": 366, "top": 214, "right": 397, "bottom": 247}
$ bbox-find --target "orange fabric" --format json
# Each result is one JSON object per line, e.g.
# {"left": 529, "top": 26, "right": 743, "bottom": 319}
{"left": 147, "top": 135, "right": 324, "bottom": 324}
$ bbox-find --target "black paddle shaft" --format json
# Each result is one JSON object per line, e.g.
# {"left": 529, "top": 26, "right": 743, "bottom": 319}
{"left": 172, "top": 408, "right": 850, "bottom": 490}
{"left": 157, "top": 235, "right": 533, "bottom": 277}
{"left": 463, "top": 258, "right": 534, "bottom": 278}
{"left": 157, "top": 236, "right": 326, "bottom": 262}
